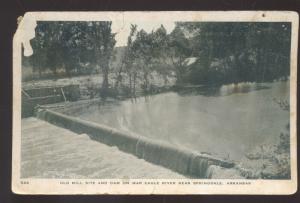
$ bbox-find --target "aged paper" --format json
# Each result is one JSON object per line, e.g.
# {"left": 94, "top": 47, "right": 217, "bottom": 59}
{"left": 12, "top": 11, "right": 298, "bottom": 194}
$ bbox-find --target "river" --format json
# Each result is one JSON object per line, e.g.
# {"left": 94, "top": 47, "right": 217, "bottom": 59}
{"left": 70, "top": 81, "right": 290, "bottom": 161}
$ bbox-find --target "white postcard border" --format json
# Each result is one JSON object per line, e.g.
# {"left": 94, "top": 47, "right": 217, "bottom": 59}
{"left": 12, "top": 11, "right": 298, "bottom": 195}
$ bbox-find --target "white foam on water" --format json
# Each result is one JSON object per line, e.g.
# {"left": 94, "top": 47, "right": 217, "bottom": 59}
{"left": 21, "top": 118, "right": 186, "bottom": 179}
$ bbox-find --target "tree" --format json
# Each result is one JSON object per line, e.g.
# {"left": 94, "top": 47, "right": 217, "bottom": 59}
{"left": 151, "top": 25, "right": 173, "bottom": 85}
{"left": 71, "top": 22, "right": 116, "bottom": 94}
{"left": 131, "top": 29, "right": 155, "bottom": 91}
{"left": 167, "top": 24, "right": 191, "bottom": 84}
{"left": 28, "top": 21, "right": 116, "bottom": 92}
{"left": 115, "top": 24, "right": 138, "bottom": 92}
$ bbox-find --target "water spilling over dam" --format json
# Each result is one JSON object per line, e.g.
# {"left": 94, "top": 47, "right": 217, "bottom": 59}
{"left": 21, "top": 118, "right": 187, "bottom": 179}
{"left": 36, "top": 109, "right": 235, "bottom": 178}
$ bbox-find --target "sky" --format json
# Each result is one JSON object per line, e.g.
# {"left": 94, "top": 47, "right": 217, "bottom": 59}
{"left": 111, "top": 21, "right": 176, "bottom": 47}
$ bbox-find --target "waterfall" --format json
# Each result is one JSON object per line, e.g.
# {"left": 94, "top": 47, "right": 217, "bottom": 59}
{"left": 37, "top": 109, "right": 235, "bottom": 178}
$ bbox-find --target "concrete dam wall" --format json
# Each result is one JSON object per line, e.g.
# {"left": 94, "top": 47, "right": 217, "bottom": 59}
{"left": 36, "top": 109, "right": 235, "bottom": 178}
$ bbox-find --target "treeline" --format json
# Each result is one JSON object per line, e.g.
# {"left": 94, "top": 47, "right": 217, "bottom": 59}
{"left": 23, "top": 21, "right": 116, "bottom": 91}
{"left": 23, "top": 21, "right": 291, "bottom": 93}
{"left": 178, "top": 22, "right": 291, "bottom": 85}
{"left": 114, "top": 22, "right": 291, "bottom": 90}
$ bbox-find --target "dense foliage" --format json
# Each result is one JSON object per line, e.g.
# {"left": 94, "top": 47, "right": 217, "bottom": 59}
{"left": 23, "top": 21, "right": 291, "bottom": 92}
{"left": 177, "top": 22, "right": 291, "bottom": 85}
{"left": 24, "top": 21, "right": 116, "bottom": 90}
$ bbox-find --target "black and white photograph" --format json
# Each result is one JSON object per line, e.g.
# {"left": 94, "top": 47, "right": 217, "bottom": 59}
{"left": 12, "top": 11, "right": 298, "bottom": 194}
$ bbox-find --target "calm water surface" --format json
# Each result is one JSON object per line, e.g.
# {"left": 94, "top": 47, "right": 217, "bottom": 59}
{"left": 71, "top": 81, "right": 290, "bottom": 160}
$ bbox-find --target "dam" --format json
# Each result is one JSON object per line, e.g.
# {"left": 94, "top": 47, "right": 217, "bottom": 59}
{"left": 22, "top": 81, "right": 289, "bottom": 179}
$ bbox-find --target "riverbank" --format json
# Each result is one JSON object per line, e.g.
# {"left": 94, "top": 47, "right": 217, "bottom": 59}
{"left": 23, "top": 74, "right": 176, "bottom": 100}
{"left": 235, "top": 122, "right": 290, "bottom": 179}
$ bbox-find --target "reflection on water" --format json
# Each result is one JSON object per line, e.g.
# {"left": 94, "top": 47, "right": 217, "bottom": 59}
{"left": 177, "top": 83, "right": 270, "bottom": 97}
{"left": 70, "top": 81, "right": 290, "bottom": 160}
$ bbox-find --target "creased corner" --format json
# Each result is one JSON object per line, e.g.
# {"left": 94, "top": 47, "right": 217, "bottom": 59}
{"left": 15, "top": 13, "right": 37, "bottom": 57}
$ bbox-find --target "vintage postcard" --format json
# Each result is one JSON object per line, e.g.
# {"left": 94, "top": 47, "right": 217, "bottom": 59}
{"left": 12, "top": 11, "right": 298, "bottom": 194}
